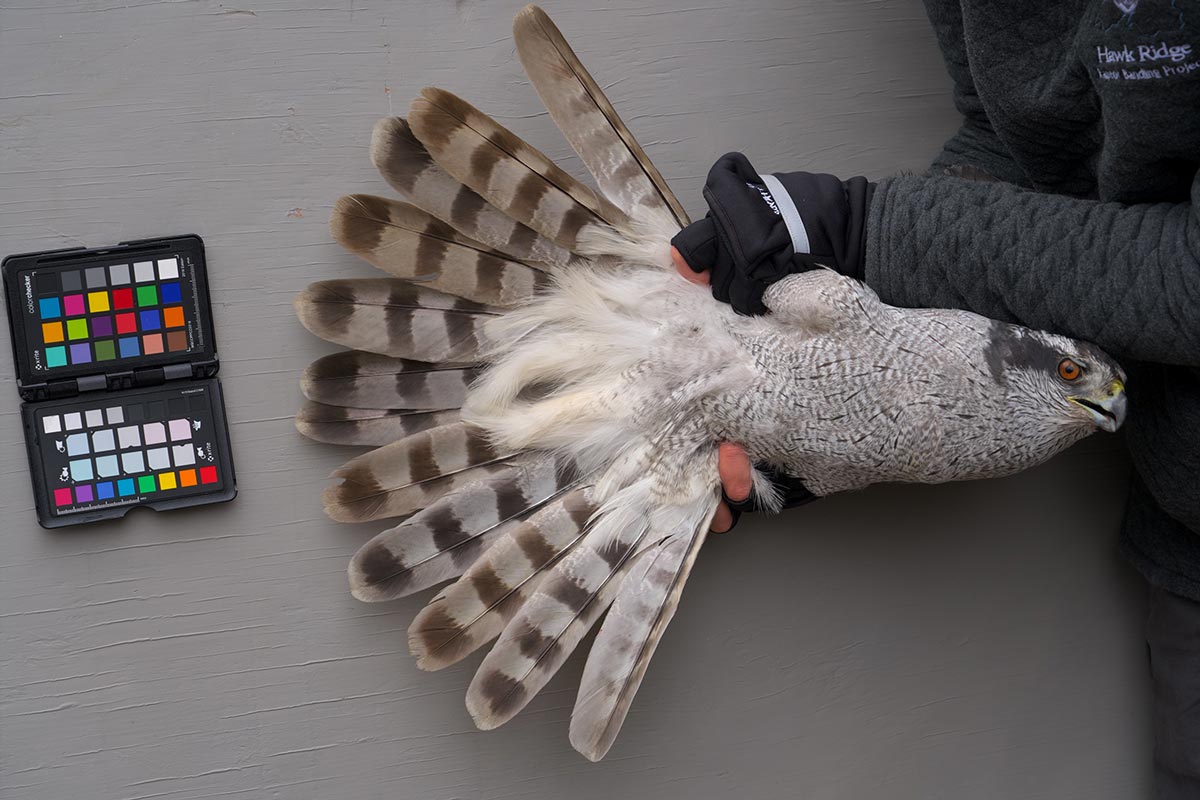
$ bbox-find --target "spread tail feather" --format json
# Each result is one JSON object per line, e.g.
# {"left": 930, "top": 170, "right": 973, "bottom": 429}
{"left": 409, "top": 487, "right": 598, "bottom": 670}
{"left": 301, "top": 351, "right": 479, "bottom": 411}
{"left": 295, "top": 278, "right": 498, "bottom": 363}
{"left": 296, "top": 401, "right": 459, "bottom": 447}
{"left": 408, "top": 88, "right": 628, "bottom": 250}
{"left": 324, "top": 421, "right": 519, "bottom": 523}
{"left": 348, "top": 454, "right": 582, "bottom": 600}
{"left": 513, "top": 4, "right": 689, "bottom": 229}
{"left": 331, "top": 193, "right": 549, "bottom": 308}
{"left": 296, "top": 3, "right": 717, "bottom": 761}
{"left": 370, "top": 117, "right": 581, "bottom": 269}
{"left": 569, "top": 499, "right": 714, "bottom": 760}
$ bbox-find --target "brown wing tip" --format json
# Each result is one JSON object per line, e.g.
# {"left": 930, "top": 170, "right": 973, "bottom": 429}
{"left": 292, "top": 287, "right": 326, "bottom": 339}
{"left": 466, "top": 670, "right": 527, "bottom": 730}
{"left": 330, "top": 194, "right": 393, "bottom": 254}
{"left": 414, "top": 87, "right": 478, "bottom": 124}
{"left": 322, "top": 461, "right": 386, "bottom": 521}
{"left": 349, "top": 539, "right": 413, "bottom": 602}
{"left": 514, "top": 4, "right": 551, "bottom": 30}
{"left": 408, "top": 603, "right": 469, "bottom": 671}
{"left": 370, "top": 117, "right": 431, "bottom": 192}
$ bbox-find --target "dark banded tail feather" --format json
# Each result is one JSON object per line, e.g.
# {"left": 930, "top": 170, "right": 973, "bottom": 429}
{"left": 324, "top": 422, "right": 519, "bottom": 523}
{"left": 296, "top": 401, "right": 459, "bottom": 447}
{"left": 408, "top": 88, "right": 628, "bottom": 250}
{"left": 409, "top": 486, "right": 598, "bottom": 670}
{"left": 295, "top": 278, "right": 498, "bottom": 363}
{"left": 301, "top": 351, "right": 479, "bottom": 411}
{"left": 370, "top": 118, "right": 582, "bottom": 269}
{"left": 465, "top": 483, "right": 660, "bottom": 730}
{"left": 348, "top": 454, "right": 583, "bottom": 601}
{"left": 331, "top": 194, "right": 549, "bottom": 308}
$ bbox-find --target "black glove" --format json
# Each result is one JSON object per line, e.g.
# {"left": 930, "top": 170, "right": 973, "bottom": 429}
{"left": 671, "top": 152, "right": 873, "bottom": 316}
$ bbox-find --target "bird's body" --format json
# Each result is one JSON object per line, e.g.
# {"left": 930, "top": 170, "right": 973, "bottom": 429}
{"left": 294, "top": 5, "right": 1127, "bottom": 761}
{"left": 466, "top": 261, "right": 1122, "bottom": 503}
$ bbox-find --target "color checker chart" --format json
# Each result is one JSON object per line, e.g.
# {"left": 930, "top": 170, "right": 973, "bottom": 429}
{"left": 6, "top": 235, "right": 235, "bottom": 527}
{"left": 24, "top": 381, "right": 236, "bottom": 524}
{"left": 34, "top": 257, "right": 192, "bottom": 369}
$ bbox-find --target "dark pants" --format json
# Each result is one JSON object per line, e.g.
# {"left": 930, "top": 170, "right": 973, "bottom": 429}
{"left": 1147, "top": 585, "right": 1200, "bottom": 799}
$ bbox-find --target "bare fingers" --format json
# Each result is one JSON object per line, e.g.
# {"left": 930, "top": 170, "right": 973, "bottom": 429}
{"left": 671, "top": 245, "right": 710, "bottom": 286}
{"left": 713, "top": 442, "right": 753, "bottom": 533}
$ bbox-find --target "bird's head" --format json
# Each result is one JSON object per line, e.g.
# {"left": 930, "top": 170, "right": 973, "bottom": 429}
{"left": 986, "top": 323, "right": 1127, "bottom": 435}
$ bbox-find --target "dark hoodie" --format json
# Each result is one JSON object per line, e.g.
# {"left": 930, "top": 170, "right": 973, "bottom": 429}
{"left": 862, "top": 0, "right": 1200, "bottom": 599}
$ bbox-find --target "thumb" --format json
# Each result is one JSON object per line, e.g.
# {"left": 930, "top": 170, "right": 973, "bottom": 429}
{"left": 671, "top": 246, "right": 710, "bottom": 286}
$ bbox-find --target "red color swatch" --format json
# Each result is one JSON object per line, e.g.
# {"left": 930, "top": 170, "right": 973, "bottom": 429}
{"left": 200, "top": 466, "right": 218, "bottom": 484}
{"left": 112, "top": 288, "right": 134, "bottom": 310}
{"left": 116, "top": 312, "right": 137, "bottom": 334}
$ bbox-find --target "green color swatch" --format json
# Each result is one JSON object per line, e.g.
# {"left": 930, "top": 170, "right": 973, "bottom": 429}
{"left": 136, "top": 285, "right": 158, "bottom": 307}
{"left": 66, "top": 318, "right": 89, "bottom": 340}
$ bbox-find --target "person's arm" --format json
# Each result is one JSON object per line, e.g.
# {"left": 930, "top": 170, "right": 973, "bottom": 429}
{"left": 673, "top": 156, "right": 1200, "bottom": 367}
{"left": 920, "top": 0, "right": 1031, "bottom": 187}
{"left": 865, "top": 172, "right": 1200, "bottom": 367}
{"left": 674, "top": 164, "right": 1200, "bottom": 531}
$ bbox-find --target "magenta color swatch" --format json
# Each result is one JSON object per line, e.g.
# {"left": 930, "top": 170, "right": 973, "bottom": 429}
{"left": 63, "top": 294, "right": 85, "bottom": 316}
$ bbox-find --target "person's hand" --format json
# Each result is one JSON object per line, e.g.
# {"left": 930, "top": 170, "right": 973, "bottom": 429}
{"left": 669, "top": 152, "right": 873, "bottom": 315}
{"left": 674, "top": 246, "right": 755, "bottom": 533}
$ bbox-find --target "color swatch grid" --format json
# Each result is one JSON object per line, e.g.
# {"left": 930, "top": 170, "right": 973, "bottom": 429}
{"left": 41, "top": 393, "right": 219, "bottom": 511}
{"left": 36, "top": 258, "right": 189, "bottom": 368}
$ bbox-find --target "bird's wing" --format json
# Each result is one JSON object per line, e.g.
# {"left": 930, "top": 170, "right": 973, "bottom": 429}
{"left": 296, "top": 3, "right": 717, "bottom": 760}
{"left": 761, "top": 269, "right": 884, "bottom": 334}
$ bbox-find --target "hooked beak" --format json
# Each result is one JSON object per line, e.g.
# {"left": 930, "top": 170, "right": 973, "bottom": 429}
{"left": 1070, "top": 380, "right": 1127, "bottom": 433}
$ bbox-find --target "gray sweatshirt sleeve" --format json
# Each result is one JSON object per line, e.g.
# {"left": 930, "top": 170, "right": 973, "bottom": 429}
{"left": 864, "top": 173, "right": 1200, "bottom": 367}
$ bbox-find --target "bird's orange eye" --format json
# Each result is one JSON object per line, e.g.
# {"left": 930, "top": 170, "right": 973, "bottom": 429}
{"left": 1058, "top": 358, "right": 1082, "bottom": 381}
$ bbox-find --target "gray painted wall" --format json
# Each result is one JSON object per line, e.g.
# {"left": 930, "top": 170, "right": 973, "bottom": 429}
{"left": 0, "top": 1, "right": 1150, "bottom": 798}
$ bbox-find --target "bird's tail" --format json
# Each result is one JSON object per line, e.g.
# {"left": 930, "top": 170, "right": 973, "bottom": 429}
{"left": 295, "top": 4, "right": 719, "bottom": 761}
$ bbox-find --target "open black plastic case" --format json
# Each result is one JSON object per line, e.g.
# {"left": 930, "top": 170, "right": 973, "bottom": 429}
{"left": 3, "top": 235, "right": 237, "bottom": 528}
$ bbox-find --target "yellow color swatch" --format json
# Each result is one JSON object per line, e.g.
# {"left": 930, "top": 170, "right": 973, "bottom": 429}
{"left": 158, "top": 472, "right": 178, "bottom": 491}
{"left": 88, "top": 291, "right": 110, "bottom": 313}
